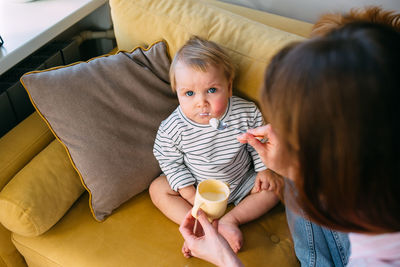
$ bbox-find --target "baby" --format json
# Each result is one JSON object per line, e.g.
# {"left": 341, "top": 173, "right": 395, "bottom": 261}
{"left": 149, "top": 36, "right": 280, "bottom": 254}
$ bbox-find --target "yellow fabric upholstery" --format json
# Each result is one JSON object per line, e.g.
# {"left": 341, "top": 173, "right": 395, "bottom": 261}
{"left": 110, "top": 0, "right": 305, "bottom": 102}
{"left": 0, "top": 112, "right": 54, "bottom": 190}
{"left": 0, "top": 0, "right": 315, "bottom": 266}
{"left": 13, "top": 192, "right": 297, "bottom": 267}
{"left": 0, "top": 224, "right": 25, "bottom": 267}
{"left": 200, "top": 0, "right": 313, "bottom": 38}
{"left": 0, "top": 140, "right": 84, "bottom": 237}
{"left": 0, "top": 112, "right": 53, "bottom": 267}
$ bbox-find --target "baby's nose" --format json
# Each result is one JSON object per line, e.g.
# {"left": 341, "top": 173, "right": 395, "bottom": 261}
{"left": 196, "top": 95, "right": 208, "bottom": 106}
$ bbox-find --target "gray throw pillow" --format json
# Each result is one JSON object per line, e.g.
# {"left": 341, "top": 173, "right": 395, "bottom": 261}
{"left": 21, "top": 41, "right": 178, "bottom": 221}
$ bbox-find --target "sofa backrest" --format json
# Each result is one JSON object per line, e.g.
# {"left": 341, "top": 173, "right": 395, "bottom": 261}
{"left": 220, "top": 0, "right": 400, "bottom": 23}
{"left": 110, "top": 0, "right": 310, "bottom": 103}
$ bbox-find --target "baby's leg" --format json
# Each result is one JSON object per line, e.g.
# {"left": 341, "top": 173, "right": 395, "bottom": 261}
{"left": 149, "top": 176, "right": 195, "bottom": 258}
{"left": 149, "top": 175, "right": 192, "bottom": 224}
{"left": 219, "top": 190, "right": 279, "bottom": 253}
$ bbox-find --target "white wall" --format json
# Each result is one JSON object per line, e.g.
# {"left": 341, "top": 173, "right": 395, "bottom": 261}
{"left": 220, "top": 0, "right": 400, "bottom": 23}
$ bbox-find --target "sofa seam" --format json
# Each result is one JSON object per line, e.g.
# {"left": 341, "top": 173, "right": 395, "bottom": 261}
{"left": 11, "top": 235, "right": 62, "bottom": 267}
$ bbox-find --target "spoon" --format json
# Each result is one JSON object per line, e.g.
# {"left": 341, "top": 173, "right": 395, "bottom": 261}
{"left": 209, "top": 118, "right": 267, "bottom": 142}
{"left": 209, "top": 118, "right": 245, "bottom": 133}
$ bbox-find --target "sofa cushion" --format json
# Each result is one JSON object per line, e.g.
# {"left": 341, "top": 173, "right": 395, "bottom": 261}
{"left": 0, "top": 112, "right": 54, "bottom": 191}
{"left": 0, "top": 140, "right": 84, "bottom": 237}
{"left": 12, "top": 192, "right": 298, "bottom": 267}
{"left": 21, "top": 41, "right": 178, "bottom": 221}
{"left": 0, "top": 224, "right": 26, "bottom": 267}
{"left": 110, "top": 0, "right": 305, "bottom": 103}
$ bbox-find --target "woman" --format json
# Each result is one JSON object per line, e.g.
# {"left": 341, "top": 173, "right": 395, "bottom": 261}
{"left": 179, "top": 22, "right": 400, "bottom": 266}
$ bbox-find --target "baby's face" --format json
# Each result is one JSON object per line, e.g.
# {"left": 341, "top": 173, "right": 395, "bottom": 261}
{"left": 175, "top": 62, "right": 232, "bottom": 125}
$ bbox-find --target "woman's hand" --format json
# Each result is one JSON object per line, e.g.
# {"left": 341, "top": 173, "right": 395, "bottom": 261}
{"left": 238, "top": 124, "right": 291, "bottom": 178}
{"left": 179, "top": 209, "right": 244, "bottom": 267}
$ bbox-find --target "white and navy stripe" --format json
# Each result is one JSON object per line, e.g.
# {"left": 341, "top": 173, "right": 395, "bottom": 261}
{"left": 153, "top": 96, "right": 266, "bottom": 203}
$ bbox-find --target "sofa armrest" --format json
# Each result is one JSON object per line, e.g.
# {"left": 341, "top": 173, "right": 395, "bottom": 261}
{"left": 0, "top": 112, "right": 54, "bottom": 190}
{"left": 0, "top": 140, "right": 84, "bottom": 237}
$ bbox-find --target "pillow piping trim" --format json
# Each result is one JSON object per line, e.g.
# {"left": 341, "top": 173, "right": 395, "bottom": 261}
{"left": 20, "top": 40, "right": 170, "bottom": 222}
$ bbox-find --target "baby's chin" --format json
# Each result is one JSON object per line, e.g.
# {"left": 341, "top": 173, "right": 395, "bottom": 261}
{"left": 190, "top": 114, "right": 212, "bottom": 125}
{"left": 197, "top": 117, "right": 212, "bottom": 125}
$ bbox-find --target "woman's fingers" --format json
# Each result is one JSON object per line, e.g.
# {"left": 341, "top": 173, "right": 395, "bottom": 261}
{"left": 237, "top": 124, "right": 289, "bottom": 177}
{"left": 196, "top": 210, "right": 217, "bottom": 236}
{"left": 212, "top": 218, "right": 219, "bottom": 232}
{"left": 179, "top": 209, "right": 215, "bottom": 239}
{"left": 179, "top": 209, "right": 241, "bottom": 266}
{"left": 247, "top": 124, "right": 270, "bottom": 137}
{"left": 238, "top": 133, "right": 268, "bottom": 161}
{"left": 179, "top": 210, "right": 196, "bottom": 239}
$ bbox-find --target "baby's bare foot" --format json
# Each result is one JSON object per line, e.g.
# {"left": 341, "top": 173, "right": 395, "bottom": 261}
{"left": 218, "top": 221, "right": 243, "bottom": 253}
{"left": 182, "top": 241, "right": 192, "bottom": 258}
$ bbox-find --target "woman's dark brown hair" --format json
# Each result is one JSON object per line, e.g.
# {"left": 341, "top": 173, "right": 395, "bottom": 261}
{"left": 261, "top": 22, "right": 400, "bottom": 233}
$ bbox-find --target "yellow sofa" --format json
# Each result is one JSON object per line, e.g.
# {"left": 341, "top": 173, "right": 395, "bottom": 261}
{"left": 0, "top": 0, "right": 312, "bottom": 266}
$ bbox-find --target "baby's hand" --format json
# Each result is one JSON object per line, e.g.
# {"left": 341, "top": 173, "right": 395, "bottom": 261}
{"left": 253, "top": 170, "right": 273, "bottom": 193}
{"left": 252, "top": 169, "right": 284, "bottom": 197}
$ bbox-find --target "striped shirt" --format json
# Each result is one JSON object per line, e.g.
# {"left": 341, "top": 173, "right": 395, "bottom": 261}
{"left": 153, "top": 96, "right": 266, "bottom": 202}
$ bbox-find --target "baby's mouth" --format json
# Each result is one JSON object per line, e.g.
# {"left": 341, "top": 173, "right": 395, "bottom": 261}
{"left": 199, "top": 112, "right": 211, "bottom": 116}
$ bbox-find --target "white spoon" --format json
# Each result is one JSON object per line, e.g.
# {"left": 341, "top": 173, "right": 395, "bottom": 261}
{"left": 209, "top": 118, "right": 267, "bottom": 142}
{"left": 209, "top": 118, "right": 245, "bottom": 133}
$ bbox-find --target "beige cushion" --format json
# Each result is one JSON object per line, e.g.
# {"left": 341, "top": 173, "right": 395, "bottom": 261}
{"left": 110, "top": 0, "right": 305, "bottom": 103}
{"left": 0, "top": 140, "right": 84, "bottom": 237}
{"left": 21, "top": 41, "right": 178, "bottom": 221}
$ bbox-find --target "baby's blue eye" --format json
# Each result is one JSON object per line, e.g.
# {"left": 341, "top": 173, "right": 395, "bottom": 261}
{"left": 185, "top": 91, "right": 194, "bottom": 96}
{"left": 208, "top": 88, "right": 217, "bottom": 93}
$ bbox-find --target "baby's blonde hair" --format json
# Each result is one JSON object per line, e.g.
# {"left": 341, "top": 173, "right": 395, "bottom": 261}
{"left": 169, "top": 36, "right": 235, "bottom": 92}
